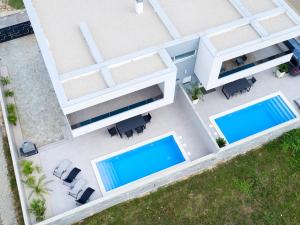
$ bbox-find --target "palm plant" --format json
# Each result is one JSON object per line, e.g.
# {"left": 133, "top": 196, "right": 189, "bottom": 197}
{"left": 4, "top": 89, "right": 14, "bottom": 97}
{"left": 26, "top": 175, "right": 53, "bottom": 200}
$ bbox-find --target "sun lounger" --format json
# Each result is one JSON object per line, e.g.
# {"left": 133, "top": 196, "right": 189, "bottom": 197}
{"left": 63, "top": 167, "right": 81, "bottom": 187}
{"left": 68, "top": 179, "right": 87, "bottom": 198}
{"left": 76, "top": 187, "right": 95, "bottom": 206}
{"left": 53, "top": 159, "right": 72, "bottom": 179}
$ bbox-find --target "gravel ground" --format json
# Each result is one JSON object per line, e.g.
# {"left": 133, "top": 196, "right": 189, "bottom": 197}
{"left": 286, "top": 0, "right": 300, "bottom": 14}
{"left": 0, "top": 35, "right": 66, "bottom": 147}
{"left": 0, "top": 128, "right": 18, "bottom": 225}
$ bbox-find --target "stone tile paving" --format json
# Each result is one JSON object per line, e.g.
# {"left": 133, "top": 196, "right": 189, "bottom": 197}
{"left": 0, "top": 128, "right": 18, "bottom": 225}
{"left": 0, "top": 35, "right": 67, "bottom": 147}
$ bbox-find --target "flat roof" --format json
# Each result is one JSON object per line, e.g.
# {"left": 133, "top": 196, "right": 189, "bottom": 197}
{"left": 240, "top": 0, "right": 277, "bottom": 14}
{"left": 157, "top": 0, "right": 242, "bottom": 36}
{"left": 210, "top": 25, "right": 260, "bottom": 51}
{"left": 32, "top": 0, "right": 172, "bottom": 74}
{"left": 260, "top": 13, "right": 296, "bottom": 34}
{"left": 25, "top": 0, "right": 300, "bottom": 112}
{"left": 62, "top": 53, "right": 166, "bottom": 100}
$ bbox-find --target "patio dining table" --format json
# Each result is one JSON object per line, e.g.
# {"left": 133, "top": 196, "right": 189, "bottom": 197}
{"left": 116, "top": 115, "right": 146, "bottom": 138}
{"left": 222, "top": 78, "right": 251, "bottom": 99}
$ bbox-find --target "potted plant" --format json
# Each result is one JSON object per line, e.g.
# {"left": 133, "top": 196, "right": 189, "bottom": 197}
{"left": 276, "top": 63, "right": 289, "bottom": 78}
{"left": 216, "top": 137, "right": 226, "bottom": 148}
{"left": 189, "top": 85, "right": 203, "bottom": 104}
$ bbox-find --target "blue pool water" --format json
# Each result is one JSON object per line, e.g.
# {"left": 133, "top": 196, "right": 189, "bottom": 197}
{"left": 96, "top": 135, "right": 186, "bottom": 192}
{"left": 215, "top": 95, "right": 296, "bottom": 144}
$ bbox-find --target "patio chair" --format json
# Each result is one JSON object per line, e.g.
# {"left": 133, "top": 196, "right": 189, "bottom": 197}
{"left": 135, "top": 126, "right": 144, "bottom": 134}
{"left": 63, "top": 167, "right": 81, "bottom": 187}
{"left": 68, "top": 179, "right": 87, "bottom": 198}
{"left": 143, "top": 113, "right": 152, "bottom": 123}
{"left": 107, "top": 127, "right": 117, "bottom": 137}
{"left": 125, "top": 130, "right": 133, "bottom": 139}
{"left": 53, "top": 159, "right": 72, "bottom": 179}
{"left": 248, "top": 77, "right": 256, "bottom": 86}
{"left": 76, "top": 187, "right": 95, "bottom": 206}
{"left": 20, "top": 142, "right": 38, "bottom": 157}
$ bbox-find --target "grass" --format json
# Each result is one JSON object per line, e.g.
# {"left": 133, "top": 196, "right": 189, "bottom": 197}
{"left": 75, "top": 129, "right": 300, "bottom": 225}
{"left": 2, "top": 136, "right": 24, "bottom": 225}
{"left": 8, "top": 0, "right": 24, "bottom": 9}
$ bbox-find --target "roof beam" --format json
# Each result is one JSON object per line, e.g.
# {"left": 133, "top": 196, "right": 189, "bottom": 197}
{"left": 148, "top": 0, "right": 181, "bottom": 39}
{"left": 79, "top": 22, "right": 115, "bottom": 87}
{"left": 229, "top": 0, "right": 269, "bottom": 37}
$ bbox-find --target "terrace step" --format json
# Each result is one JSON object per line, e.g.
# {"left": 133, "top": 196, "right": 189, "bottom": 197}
{"left": 98, "top": 161, "right": 120, "bottom": 191}
{"left": 266, "top": 96, "right": 294, "bottom": 124}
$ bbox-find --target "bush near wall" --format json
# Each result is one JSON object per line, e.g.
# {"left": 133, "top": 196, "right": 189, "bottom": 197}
{"left": 2, "top": 136, "right": 25, "bottom": 225}
{"left": 8, "top": 0, "right": 24, "bottom": 9}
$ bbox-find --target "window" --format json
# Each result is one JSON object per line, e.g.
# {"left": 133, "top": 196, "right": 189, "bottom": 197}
{"left": 172, "top": 50, "right": 197, "bottom": 63}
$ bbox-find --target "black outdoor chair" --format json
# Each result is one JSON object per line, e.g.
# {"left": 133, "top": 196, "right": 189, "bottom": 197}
{"left": 76, "top": 187, "right": 95, "bottom": 206}
{"left": 125, "top": 130, "right": 133, "bottom": 139}
{"left": 63, "top": 167, "right": 81, "bottom": 187}
{"left": 248, "top": 77, "right": 256, "bottom": 86}
{"left": 143, "top": 113, "right": 152, "bottom": 123}
{"left": 135, "top": 126, "right": 144, "bottom": 134}
{"left": 108, "top": 127, "right": 118, "bottom": 137}
{"left": 20, "top": 142, "right": 38, "bottom": 157}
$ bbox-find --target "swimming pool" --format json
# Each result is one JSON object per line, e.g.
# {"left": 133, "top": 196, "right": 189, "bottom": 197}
{"left": 212, "top": 93, "right": 298, "bottom": 144}
{"left": 92, "top": 133, "right": 188, "bottom": 194}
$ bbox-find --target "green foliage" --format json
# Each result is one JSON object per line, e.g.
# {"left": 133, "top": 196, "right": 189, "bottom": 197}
{"left": 233, "top": 178, "right": 252, "bottom": 195}
{"left": 280, "top": 129, "right": 300, "bottom": 169}
{"left": 216, "top": 137, "right": 226, "bottom": 148}
{"left": 8, "top": 0, "right": 24, "bottom": 9}
{"left": 189, "top": 85, "right": 203, "bottom": 101}
{"left": 26, "top": 175, "right": 53, "bottom": 200}
{"left": 20, "top": 160, "right": 34, "bottom": 177}
{"left": 278, "top": 63, "right": 289, "bottom": 73}
{"left": 6, "top": 103, "right": 18, "bottom": 125}
{"left": 23, "top": 176, "right": 36, "bottom": 187}
{"left": 0, "top": 76, "right": 11, "bottom": 86}
{"left": 29, "top": 199, "right": 46, "bottom": 222}
{"left": 4, "top": 89, "right": 14, "bottom": 97}
{"left": 2, "top": 136, "right": 25, "bottom": 225}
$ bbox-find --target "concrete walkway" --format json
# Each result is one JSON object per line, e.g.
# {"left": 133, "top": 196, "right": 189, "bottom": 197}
{"left": 0, "top": 119, "right": 18, "bottom": 225}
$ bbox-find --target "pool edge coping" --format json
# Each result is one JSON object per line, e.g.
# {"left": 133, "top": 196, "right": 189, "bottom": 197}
{"left": 91, "top": 131, "right": 190, "bottom": 196}
{"left": 209, "top": 91, "right": 300, "bottom": 147}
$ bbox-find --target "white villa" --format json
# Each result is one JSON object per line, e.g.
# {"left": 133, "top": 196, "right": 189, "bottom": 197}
{"left": 2, "top": 0, "right": 300, "bottom": 225}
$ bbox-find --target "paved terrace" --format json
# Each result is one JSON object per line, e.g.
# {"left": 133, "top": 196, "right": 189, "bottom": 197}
{"left": 29, "top": 92, "right": 214, "bottom": 217}
{"left": 195, "top": 68, "right": 300, "bottom": 136}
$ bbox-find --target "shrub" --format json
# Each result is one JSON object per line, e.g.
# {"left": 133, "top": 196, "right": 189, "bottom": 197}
{"left": 6, "top": 103, "right": 15, "bottom": 114}
{"left": 20, "top": 160, "right": 34, "bottom": 177}
{"left": 6, "top": 104, "right": 18, "bottom": 125}
{"left": 7, "top": 114, "right": 17, "bottom": 125}
{"left": 278, "top": 64, "right": 289, "bottom": 73}
{"left": 216, "top": 137, "right": 226, "bottom": 148}
{"left": 0, "top": 76, "right": 11, "bottom": 86}
{"left": 4, "top": 89, "right": 14, "bottom": 97}
{"left": 29, "top": 199, "right": 46, "bottom": 222}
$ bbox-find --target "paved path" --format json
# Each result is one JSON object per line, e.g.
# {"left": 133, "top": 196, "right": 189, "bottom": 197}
{"left": 0, "top": 111, "right": 18, "bottom": 225}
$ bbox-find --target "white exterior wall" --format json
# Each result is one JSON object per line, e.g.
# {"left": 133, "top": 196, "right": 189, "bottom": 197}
{"left": 71, "top": 69, "right": 177, "bottom": 137}
{"left": 194, "top": 40, "right": 222, "bottom": 88}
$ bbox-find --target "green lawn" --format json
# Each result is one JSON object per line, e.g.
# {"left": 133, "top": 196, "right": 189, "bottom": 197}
{"left": 8, "top": 0, "right": 24, "bottom": 9}
{"left": 75, "top": 129, "right": 300, "bottom": 225}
